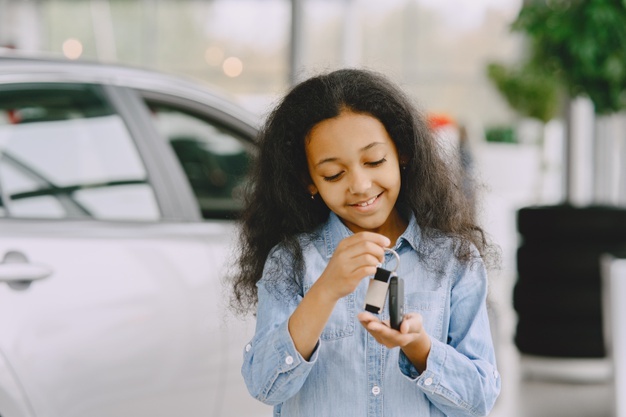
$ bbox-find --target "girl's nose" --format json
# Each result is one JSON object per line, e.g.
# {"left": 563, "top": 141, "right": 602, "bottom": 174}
{"left": 348, "top": 170, "right": 372, "bottom": 194}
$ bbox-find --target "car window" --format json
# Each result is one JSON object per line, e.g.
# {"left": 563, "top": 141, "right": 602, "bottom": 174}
{"left": 146, "top": 103, "right": 251, "bottom": 220}
{"left": 0, "top": 83, "right": 161, "bottom": 220}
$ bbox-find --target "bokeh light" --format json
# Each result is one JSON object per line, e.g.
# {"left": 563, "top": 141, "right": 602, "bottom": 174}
{"left": 62, "top": 38, "right": 83, "bottom": 60}
{"left": 222, "top": 56, "right": 243, "bottom": 77}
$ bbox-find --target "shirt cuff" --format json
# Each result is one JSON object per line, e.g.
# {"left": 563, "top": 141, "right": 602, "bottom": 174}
{"left": 272, "top": 320, "right": 320, "bottom": 375}
{"left": 398, "top": 337, "right": 447, "bottom": 392}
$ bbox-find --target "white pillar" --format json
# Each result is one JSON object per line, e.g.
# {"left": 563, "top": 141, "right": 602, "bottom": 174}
{"left": 594, "top": 112, "right": 626, "bottom": 206}
{"left": 567, "top": 97, "right": 595, "bottom": 206}
{"left": 289, "top": 0, "right": 305, "bottom": 85}
{"left": 602, "top": 256, "right": 626, "bottom": 417}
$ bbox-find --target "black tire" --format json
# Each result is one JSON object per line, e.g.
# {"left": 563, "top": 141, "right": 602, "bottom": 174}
{"left": 513, "top": 280, "right": 601, "bottom": 319}
{"left": 514, "top": 204, "right": 626, "bottom": 358}
{"left": 517, "top": 242, "right": 626, "bottom": 284}
{"left": 515, "top": 317, "right": 605, "bottom": 358}
{"left": 517, "top": 204, "right": 626, "bottom": 243}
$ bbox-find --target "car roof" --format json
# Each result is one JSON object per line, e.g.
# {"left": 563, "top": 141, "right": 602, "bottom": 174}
{"left": 0, "top": 49, "right": 260, "bottom": 131}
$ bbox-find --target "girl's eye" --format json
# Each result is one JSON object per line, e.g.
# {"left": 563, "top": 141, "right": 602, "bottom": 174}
{"left": 366, "top": 157, "right": 386, "bottom": 167}
{"left": 323, "top": 172, "right": 343, "bottom": 182}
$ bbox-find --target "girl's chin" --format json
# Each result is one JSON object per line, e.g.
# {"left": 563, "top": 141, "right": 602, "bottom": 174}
{"left": 341, "top": 216, "right": 389, "bottom": 234}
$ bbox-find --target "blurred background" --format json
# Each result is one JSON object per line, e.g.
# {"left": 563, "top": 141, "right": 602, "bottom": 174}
{"left": 0, "top": 0, "right": 527, "bottom": 123}
{"left": 2, "top": 0, "right": 626, "bottom": 416}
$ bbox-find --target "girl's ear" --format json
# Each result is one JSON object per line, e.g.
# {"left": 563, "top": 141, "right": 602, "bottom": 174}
{"left": 308, "top": 184, "right": 318, "bottom": 196}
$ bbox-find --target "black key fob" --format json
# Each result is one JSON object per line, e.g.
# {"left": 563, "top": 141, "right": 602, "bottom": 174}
{"left": 389, "top": 276, "right": 404, "bottom": 330}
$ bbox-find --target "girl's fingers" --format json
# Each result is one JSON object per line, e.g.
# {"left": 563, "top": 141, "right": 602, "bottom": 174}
{"left": 341, "top": 241, "right": 385, "bottom": 261}
{"left": 357, "top": 311, "right": 377, "bottom": 324}
{"left": 353, "top": 231, "right": 391, "bottom": 247}
{"left": 325, "top": 232, "right": 393, "bottom": 297}
{"left": 400, "top": 313, "right": 423, "bottom": 335}
{"left": 359, "top": 312, "right": 426, "bottom": 349}
{"left": 353, "top": 265, "right": 378, "bottom": 279}
{"left": 351, "top": 252, "right": 383, "bottom": 269}
{"left": 334, "top": 243, "right": 386, "bottom": 277}
{"left": 340, "top": 232, "right": 391, "bottom": 252}
{"left": 358, "top": 313, "right": 392, "bottom": 333}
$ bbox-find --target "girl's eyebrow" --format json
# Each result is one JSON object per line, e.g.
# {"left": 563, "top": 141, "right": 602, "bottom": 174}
{"left": 361, "top": 142, "right": 384, "bottom": 152}
{"left": 314, "top": 142, "right": 385, "bottom": 168}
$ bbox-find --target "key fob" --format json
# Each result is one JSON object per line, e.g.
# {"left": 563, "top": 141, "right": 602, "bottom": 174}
{"left": 389, "top": 276, "right": 404, "bottom": 330}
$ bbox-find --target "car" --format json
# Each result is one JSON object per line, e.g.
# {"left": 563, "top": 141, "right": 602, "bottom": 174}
{"left": 0, "top": 52, "right": 272, "bottom": 417}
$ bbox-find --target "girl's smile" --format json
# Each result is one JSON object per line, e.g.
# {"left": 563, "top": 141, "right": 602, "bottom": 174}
{"left": 348, "top": 191, "right": 382, "bottom": 210}
{"left": 305, "top": 109, "right": 406, "bottom": 241}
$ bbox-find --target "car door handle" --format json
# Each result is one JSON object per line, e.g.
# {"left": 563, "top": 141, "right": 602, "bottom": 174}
{"left": 0, "top": 250, "right": 53, "bottom": 290}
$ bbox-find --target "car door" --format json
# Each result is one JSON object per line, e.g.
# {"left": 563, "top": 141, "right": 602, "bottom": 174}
{"left": 0, "top": 79, "right": 268, "bottom": 417}
{"left": 131, "top": 89, "right": 272, "bottom": 417}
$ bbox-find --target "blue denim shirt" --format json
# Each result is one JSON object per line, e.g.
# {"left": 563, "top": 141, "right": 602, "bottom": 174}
{"left": 242, "top": 212, "right": 500, "bottom": 417}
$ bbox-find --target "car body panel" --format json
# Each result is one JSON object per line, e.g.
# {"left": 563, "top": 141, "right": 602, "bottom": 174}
{"left": 0, "top": 348, "right": 34, "bottom": 417}
{"left": 0, "top": 221, "right": 261, "bottom": 417}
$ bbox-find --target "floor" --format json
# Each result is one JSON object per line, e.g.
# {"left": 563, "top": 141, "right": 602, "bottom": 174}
{"left": 488, "top": 338, "right": 614, "bottom": 417}
{"left": 485, "top": 266, "right": 615, "bottom": 417}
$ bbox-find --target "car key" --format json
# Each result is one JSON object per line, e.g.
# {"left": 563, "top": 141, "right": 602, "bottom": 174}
{"left": 388, "top": 275, "right": 404, "bottom": 330}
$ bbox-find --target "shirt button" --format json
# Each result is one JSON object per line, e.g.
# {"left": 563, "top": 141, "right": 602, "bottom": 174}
{"left": 245, "top": 344, "right": 251, "bottom": 352}
{"left": 371, "top": 386, "right": 381, "bottom": 395}
{"left": 493, "top": 370, "right": 499, "bottom": 379}
{"left": 424, "top": 377, "right": 433, "bottom": 386}
{"left": 285, "top": 355, "right": 294, "bottom": 365}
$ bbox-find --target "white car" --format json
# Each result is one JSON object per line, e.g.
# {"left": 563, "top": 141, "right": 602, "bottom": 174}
{"left": 0, "top": 53, "right": 271, "bottom": 417}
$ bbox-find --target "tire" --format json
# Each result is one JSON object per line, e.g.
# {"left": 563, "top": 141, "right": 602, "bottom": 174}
{"left": 515, "top": 317, "right": 605, "bottom": 358}
{"left": 517, "top": 242, "right": 626, "bottom": 284}
{"left": 513, "top": 280, "right": 601, "bottom": 319}
{"left": 514, "top": 204, "right": 626, "bottom": 358}
{"left": 518, "top": 204, "right": 626, "bottom": 243}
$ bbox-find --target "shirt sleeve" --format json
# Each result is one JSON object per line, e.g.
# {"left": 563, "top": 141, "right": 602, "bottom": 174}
{"left": 241, "top": 247, "right": 320, "bottom": 405}
{"left": 398, "top": 255, "right": 501, "bottom": 417}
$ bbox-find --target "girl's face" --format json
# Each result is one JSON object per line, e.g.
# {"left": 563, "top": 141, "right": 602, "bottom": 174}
{"left": 305, "top": 110, "right": 405, "bottom": 240}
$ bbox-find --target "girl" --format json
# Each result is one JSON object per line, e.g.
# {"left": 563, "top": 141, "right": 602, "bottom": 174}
{"left": 231, "top": 68, "right": 500, "bottom": 417}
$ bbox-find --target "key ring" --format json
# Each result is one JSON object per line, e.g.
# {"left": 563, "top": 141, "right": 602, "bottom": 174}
{"left": 381, "top": 248, "right": 400, "bottom": 273}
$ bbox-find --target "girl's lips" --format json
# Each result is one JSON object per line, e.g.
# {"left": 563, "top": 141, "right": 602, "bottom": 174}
{"left": 349, "top": 192, "right": 382, "bottom": 208}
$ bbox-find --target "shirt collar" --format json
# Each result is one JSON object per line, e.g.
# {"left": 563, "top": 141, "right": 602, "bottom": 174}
{"left": 321, "top": 211, "right": 422, "bottom": 258}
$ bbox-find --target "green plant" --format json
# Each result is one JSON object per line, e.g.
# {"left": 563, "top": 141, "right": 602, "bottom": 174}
{"left": 512, "top": 0, "right": 626, "bottom": 115}
{"left": 487, "top": 61, "right": 562, "bottom": 123}
{"left": 485, "top": 126, "right": 517, "bottom": 143}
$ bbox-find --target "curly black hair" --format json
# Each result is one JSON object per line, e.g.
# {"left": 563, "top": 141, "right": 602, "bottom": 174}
{"left": 229, "top": 68, "right": 496, "bottom": 315}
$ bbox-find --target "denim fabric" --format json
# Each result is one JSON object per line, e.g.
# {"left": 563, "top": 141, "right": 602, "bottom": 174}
{"left": 242, "top": 212, "right": 500, "bottom": 417}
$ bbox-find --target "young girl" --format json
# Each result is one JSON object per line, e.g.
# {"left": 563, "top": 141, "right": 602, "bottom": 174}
{"left": 231, "top": 68, "right": 500, "bottom": 417}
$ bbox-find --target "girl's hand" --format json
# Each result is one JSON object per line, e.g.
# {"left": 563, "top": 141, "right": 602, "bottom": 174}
{"left": 357, "top": 311, "right": 431, "bottom": 372}
{"left": 317, "top": 232, "right": 390, "bottom": 302}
